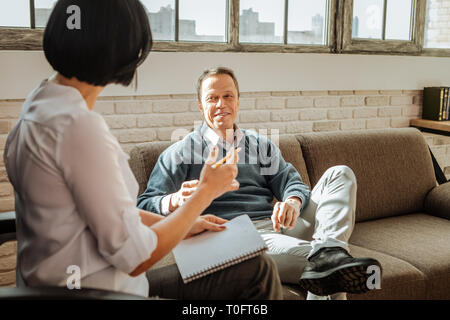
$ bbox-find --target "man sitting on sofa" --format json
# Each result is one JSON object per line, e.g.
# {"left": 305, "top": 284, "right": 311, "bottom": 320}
{"left": 137, "top": 67, "right": 381, "bottom": 300}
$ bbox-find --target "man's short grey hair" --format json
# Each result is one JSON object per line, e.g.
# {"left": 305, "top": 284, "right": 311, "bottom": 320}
{"left": 196, "top": 67, "right": 240, "bottom": 101}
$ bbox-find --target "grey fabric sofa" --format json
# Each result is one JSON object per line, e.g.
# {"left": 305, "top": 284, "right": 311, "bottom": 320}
{"left": 128, "top": 127, "right": 450, "bottom": 300}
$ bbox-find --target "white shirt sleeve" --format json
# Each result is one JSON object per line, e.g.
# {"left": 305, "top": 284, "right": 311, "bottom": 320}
{"left": 57, "top": 112, "right": 157, "bottom": 274}
{"left": 160, "top": 195, "right": 172, "bottom": 215}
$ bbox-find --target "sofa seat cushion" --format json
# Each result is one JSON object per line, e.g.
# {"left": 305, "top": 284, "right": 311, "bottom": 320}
{"left": 150, "top": 251, "right": 176, "bottom": 270}
{"left": 282, "top": 284, "right": 306, "bottom": 300}
{"left": 278, "top": 244, "right": 426, "bottom": 300}
{"left": 350, "top": 213, "right": 450, "bottom": 299}
{"left": 346, "top": 244, "right": 426, "bottom": 300}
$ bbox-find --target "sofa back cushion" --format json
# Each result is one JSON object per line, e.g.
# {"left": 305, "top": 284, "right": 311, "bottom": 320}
{"left": 128, "top": 134, "right": 311, "bottom": 196}
{"left": 129, "top": 141, "right": 173, "bottom": 195}
{"left": 296, "top": 128, "right": 437, "bottom": 222}
{"left": 277, "top": 134, "right": 311, "bottom": 188}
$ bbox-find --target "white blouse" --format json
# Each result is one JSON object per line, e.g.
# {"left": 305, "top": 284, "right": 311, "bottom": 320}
{"left": 4, "top": 79, "right": 157, "bottom": 297}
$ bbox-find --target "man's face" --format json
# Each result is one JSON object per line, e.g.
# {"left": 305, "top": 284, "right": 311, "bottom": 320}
{"left": 198, "top": 74, "right": 240, "bottom": 135}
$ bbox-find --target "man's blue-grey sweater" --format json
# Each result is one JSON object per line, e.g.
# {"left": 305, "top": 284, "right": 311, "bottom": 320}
{"left": 136, "top": 125, "right": 311, "bottom": 221}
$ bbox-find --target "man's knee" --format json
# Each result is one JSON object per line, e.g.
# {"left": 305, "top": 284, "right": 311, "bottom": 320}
{"left": 326, "top": 165, "right": 357, "bottom": 185}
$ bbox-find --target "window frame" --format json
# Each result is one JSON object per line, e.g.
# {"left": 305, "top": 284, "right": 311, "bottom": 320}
{"left": 0, "top": 0, "right": 336, "bottom": 53}
{"left": 421, "top": 0, "right": 450, "bottom": 57}
{"left": 340, "top": 0, "right": 425, "bottom": 54}
{"left": 0, "top": 0, "right": 449, "bottom": 57}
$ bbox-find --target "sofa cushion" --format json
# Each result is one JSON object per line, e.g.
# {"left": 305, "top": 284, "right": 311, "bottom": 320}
{"left": 282, "top": 284, "right": 306, "bottom": 300}
{"left": 277, "top": 135, "right": 311, "bottom": 188}
{"left": 296, "top": 128, "right": 437, "bottom": 222}
{"left": 349, "top": 213, "right": 450, "bottom": 299}
{"left": 424, "top": 182, "right": 450, "bottom": 220}
{"left": 129, "top": 141, "right": 173, "bottom": 195}
{"left": 346, "top": 244, "right": 426, "bottom": 300}
{"left": 269, "top": 243, "right": 426, "bottom": 300}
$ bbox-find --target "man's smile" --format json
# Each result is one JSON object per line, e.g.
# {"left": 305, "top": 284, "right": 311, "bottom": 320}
{"left": 214, "top": 112, "right": 230, "bottom": 117}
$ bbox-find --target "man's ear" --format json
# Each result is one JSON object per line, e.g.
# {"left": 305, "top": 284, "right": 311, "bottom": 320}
{"left": 198, "top": 101, "right": 204, "bottom": 115}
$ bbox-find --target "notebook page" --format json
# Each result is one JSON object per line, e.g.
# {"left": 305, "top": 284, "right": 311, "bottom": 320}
{"left": 172, "top": 214, "right": 267, "bottom": 281}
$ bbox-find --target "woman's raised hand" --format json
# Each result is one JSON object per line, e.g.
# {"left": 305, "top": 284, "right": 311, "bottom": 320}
{"left": 198, "top": 146, "right": 240, "bottom": 200}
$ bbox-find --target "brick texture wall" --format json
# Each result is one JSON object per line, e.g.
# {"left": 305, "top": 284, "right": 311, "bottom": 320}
{"left": 426, "top": 0, "right": 450, "bottom": 48}
{"left": 1, "top": 89, "right": 450, "bottom": 287}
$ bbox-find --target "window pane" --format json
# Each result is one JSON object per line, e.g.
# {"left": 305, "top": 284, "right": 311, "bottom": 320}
{"left": 288, "top": 0, "right": 328, "bottom": 45}
{"left": 35, "top": 0, "right": 57, "bottom": 28}
{"left": 352, "top": 0, "right": 384, "bottom": 39}
{"left": 141, "top": 0, "right": 175, "bottom": 41}
{"left": 179, "top": 0, "right": 226, "bottom": 42}
{"left": 424, "top": 0, "right": 450, "bottom": 49}
{"left": 239, "top": 0, "right": 284, "bottom": 44}
{"left": 385, "top": 0, "right": 412, "bottom": 40}
{"left": 0, "top": 0, "right": 30, "bottom": 27}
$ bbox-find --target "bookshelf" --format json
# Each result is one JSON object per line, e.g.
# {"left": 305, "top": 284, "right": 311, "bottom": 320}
{"left": 411, "top": 119, "right": 450, "bottom": 135}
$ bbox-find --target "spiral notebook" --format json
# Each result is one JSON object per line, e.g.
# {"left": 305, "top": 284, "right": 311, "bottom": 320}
{"left": 172, "top": 214, "right": 268, "bottom": 284}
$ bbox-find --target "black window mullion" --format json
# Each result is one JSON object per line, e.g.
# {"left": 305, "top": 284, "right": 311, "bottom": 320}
{"left": 30, "top": 0, "right": 35, "bottom": 29}
{"left": 284, "top": 0, "right": 289, "bottom": 45}
{"left": 382, "top": 0, "right": 387, "bottom": 40}
{"left": 230, "top": 0, "right": 239, "bottom": 46}
{"left": 325, "top": 0, "right": 331, "bottom": 46}
{"left": 225, "top": 0, "right": 230, "bottom": 43}
{"left": 175, "top": 0, "right": 179, "bottom": 41}
{"left": 409, "top": 0, "right": 416, "bottom": 41}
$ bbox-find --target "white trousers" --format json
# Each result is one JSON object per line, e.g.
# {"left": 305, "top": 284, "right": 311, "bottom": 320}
{"left": 253, "top": 165, "right": 357, "bottom": 300}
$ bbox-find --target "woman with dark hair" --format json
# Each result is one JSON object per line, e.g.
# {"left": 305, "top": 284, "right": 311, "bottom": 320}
{"left": 3, "top": 0, "right": 282, "bottom": 299}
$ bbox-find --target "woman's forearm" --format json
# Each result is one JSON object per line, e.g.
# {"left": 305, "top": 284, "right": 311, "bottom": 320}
{"left": 130, "top": 185, "right": 213, "bottom": 276}
{"left": 138, "top": 210, "right": 164, "bottom": 227}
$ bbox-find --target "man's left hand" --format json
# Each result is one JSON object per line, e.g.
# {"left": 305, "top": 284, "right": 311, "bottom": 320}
{"left": 271, "top": 198, "right": 302, "bottom": 232}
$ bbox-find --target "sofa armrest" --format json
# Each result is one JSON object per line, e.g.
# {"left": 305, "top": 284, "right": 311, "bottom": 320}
{"left": 424, "top": 182, "right": 450, "bottom": 220}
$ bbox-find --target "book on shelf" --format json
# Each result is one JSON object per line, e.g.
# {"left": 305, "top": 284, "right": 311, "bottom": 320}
{"left": 172, "top": 214, "right": 268, "bottom": 284}
{"left": 446, "top": 87, "right": 450, "bottom": 121}
{"left": 422, "top": 87, "right": 449, "bottom": 121}
{"left": 443, "top": 87, "right": 449, "bottom": 121}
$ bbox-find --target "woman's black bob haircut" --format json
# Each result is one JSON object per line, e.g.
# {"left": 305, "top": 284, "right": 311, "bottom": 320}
{"left": 43, "top": 0, "right": 152, "bottom": 87}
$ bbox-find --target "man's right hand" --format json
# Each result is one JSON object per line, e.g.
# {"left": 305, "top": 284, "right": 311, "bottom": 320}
{"left": 169, "top": 146, "right": 239, "bottom": 212}
{"left": 169, "top": 179, "right": 200, "bottom": 212}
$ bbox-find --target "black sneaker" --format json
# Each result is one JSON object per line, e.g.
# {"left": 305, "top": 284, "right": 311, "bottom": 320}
{"left": 299, "top": 247, "right": 382, "bottom": 296}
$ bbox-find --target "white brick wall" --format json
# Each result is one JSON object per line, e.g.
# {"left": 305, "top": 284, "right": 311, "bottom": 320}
{"left": 256, "top": 98, "right": 285, "bottom": 109}
{"left": 1, "top": 88, "right": 450, "bottom": 287}
{"left": 340, "top": 119, "right": 367, "bottom": 131}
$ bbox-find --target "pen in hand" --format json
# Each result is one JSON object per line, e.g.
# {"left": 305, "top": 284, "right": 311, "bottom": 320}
{"left": 211, "top": 147, "right": 241, "bottom": 169}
